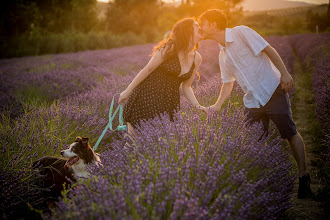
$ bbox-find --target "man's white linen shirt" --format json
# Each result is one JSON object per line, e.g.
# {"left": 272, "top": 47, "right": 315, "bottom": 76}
{"left": 219, "top": 25, "right": 281, "bottom": 108}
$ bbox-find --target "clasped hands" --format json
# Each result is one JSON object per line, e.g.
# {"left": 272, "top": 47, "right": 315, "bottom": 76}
{"left": 195, "top": 104, "right": 221, "bottom": 114}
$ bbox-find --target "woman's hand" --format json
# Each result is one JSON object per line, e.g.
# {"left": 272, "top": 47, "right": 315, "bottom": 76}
{"left": 195, "top": 105, "right": 208, "bottom": 113}
{"left": 118, "top": 90, "right": 131, "bottom": 104}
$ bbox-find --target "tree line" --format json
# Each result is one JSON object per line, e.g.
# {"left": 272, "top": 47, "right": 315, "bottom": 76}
{"left": 0, "top": 0, "right": 328, "bottom": 58}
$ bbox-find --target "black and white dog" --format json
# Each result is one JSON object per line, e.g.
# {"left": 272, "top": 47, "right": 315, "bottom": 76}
{"left": 32, "top": 136, "right": 101, "bottom": 201}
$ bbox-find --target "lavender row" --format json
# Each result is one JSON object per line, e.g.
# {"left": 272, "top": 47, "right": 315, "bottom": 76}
{"left": 0, "top": 37, "right": 290, "bottom": 120}
{"left": 0, "top": 36, "right": 297, "bottom": 218}
{"left": 1, "top": 73, "right": 294, "bottom": 219}
{"left": 312, "top": 56, "right": 330, "bottom": 135}
{"left": 289, "top": 32, "right": 330, "bottom": 69}
{"left": 266, "top": 36, "right": 295, "bottom": 74}
{"left": 289, "top": 33, "right": 330, "bottom": 153}
{"left": 0, "top": 75, "right": 134, "bottom": 218}
{"left": 51, "top": 104, "right": 294, "bottom": 219}
{"left": 0, "top": 44, "right": 154, "bottom": 119}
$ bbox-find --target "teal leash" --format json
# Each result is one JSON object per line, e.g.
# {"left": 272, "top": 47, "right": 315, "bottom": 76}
{"left": 93, "top": 94, "right": 127, "bottom": 151}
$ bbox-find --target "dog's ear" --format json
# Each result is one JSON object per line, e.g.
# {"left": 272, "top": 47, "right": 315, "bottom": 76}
{"left": 75, "top": 136, "right": 82, "bottom": 142}
{"left": 82, "top": 137, "right": 89, "bottom": 145}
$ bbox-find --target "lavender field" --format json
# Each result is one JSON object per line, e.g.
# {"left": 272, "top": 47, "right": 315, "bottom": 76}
{"left": 1, "top": 34, "right": 329, "bottom": 219}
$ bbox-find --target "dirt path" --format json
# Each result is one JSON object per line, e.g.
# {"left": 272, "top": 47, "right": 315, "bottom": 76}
{"left": 285, "top": 58, "right": 325, "bottom": 219}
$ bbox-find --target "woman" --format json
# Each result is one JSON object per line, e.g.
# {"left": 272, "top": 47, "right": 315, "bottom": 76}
{"left": 119, "top": 18, "right": 205, "bottom": 135}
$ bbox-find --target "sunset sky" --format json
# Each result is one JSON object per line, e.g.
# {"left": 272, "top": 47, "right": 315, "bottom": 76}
{"left": 97, "top": 0, "right": 328, "bottom": 11}
{"left": 97, "top": 0, "right": 329, "bottom": 4}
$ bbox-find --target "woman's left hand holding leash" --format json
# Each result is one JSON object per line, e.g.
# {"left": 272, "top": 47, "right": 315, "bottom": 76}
{"left": 118, "top": 89, "right": 131, "bottom": 104}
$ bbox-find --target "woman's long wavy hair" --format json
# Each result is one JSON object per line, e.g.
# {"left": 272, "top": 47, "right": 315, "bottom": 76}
{"left": 152, "top": 18, "right": 199, "bottom": 62}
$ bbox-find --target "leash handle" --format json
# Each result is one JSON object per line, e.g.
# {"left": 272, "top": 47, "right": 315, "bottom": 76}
{"left": 108, "top": 94, "right": 126, "bottom": 131}
{"left": 93, "top": 94, "right": 127, "bottom": 150}
{"left": 117, "top": 104, "right": 126, "bottom": 131}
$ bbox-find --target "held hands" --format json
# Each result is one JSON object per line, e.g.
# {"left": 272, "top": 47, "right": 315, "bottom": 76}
{"left": 195, "top": 105, "right": 208, "bottom": 113}
{"left": 209, "top": 104, "right": 221, "bottom": 112}
{"left": 280, "top": 72, "right": 294, "bottom": 93}
{"left": 195, "top": 104, "right": 221, "bottom": 113}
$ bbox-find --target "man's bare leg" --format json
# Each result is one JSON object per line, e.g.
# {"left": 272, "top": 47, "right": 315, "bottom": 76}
{"left": 287, "top": 132, "right": 312, "bottom": 199}
{"left": 287, "top": 132, "right": 307, "bottom": 177}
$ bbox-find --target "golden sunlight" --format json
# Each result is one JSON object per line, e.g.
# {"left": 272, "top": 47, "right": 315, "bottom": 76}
{"left": 97, "top": 0, "right": 182, "bottom": 3}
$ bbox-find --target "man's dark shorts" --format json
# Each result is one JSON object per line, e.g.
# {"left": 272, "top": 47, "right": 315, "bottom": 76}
{"left": 244, "top": 85, "right": 297, "bottom": 139}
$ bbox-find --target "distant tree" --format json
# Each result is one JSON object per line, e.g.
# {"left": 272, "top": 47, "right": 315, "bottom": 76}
{"left": 0, "top": 0, "right": 98, "bottom": 37}
{"left": 0, "top": 0, "right": 41, "bottom": 36}
{"left": 192, "top": 0, "right": 244, "bottom": 10}
{"left": 106, "top": 0, "right": 161, "bottom": 40}
{"left": 328, "top": 0, "right": 330, "bottom": 25}
{"left": 35, "top": 0, "right": 97, "bottom": 33}
{"left": 306, "top": 8, "right": 329, "bottom": 32}
{"left": 70, "top": 0, "right": 98, "bottom": 32}
{"left": 176, "top": 0, "right": 244, "bottom": 17}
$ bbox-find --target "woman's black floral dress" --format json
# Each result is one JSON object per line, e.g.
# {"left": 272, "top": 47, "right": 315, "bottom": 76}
{"left": 123, "top": 53, "right": 195, "bottom": 128}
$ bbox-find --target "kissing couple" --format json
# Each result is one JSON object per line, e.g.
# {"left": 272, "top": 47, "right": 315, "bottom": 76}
{"left": 118, "top": 9, "right": 312, "bottom": 199}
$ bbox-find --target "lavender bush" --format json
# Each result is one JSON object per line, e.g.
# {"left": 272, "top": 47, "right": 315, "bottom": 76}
{"left": 51, "top": 106, "right": 294, "bottom": 219}
{"left": 312, "top": 56, "right": 330, "bottom": 141}
{"left": 289, "top": 33, "right": 330, "bottom": 151}
{"left": 290, "top": 33, "right": 330, "bottom": 213}
{"left": 0, "top": 44, "right": 153, "bottom": 119}
{"left": 266, "top": 36, "right": 295, "bottom": 74}
{"left": 0, "top": 36, "right": 300, "bottom": 219}
{"left": 289, "top": 33, "right": 330, "bottom": 70}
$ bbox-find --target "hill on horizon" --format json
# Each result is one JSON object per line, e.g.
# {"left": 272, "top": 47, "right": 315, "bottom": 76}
{"left": 239, "top": 0, "right": 317, "bottom": 11}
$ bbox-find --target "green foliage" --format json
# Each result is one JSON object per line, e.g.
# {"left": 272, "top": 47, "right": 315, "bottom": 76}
{"left": 1, "top": 1, "right": 329, "bottom": 58}
{"left": 240, "top": 4, "right": 329, "bottom": 36}
{"left": 306, "top": 9, "right": 330, "bottom": 32}
{"left": 15, "top": 85, "right": 53, "bottom": 108}
{"left": 0, "top": 31, "right": 147, "bottom": 58}
{"left": 0, "top": 0, "right": 41, "bottom": 36}
{"left": 2, "top": 0, "right": 98, "bottom": 34}
{"left": 105, "top": 0, "right": 160, "bottom": 41}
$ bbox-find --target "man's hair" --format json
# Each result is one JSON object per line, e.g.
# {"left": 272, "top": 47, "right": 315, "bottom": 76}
{"left": 199, "top": 9, "right": 228, "bottom": 31}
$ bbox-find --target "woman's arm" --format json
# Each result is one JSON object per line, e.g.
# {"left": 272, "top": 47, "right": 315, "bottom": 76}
{"left": 119, "top": 50, "right": 164, "bottom": 103}
{"left": 181, "top": 52, "right": 204, "bottom": 109}
{"left": 263, "top": 45, "right": 294, "bottom": 93}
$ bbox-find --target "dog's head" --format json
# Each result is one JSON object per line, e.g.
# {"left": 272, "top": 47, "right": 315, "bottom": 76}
{"left": 61, "top": 137, "right": 97, "bottom": 167}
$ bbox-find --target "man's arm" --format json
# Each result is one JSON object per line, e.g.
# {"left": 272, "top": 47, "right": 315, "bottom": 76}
{"left": 263, "top": 45, "right": 294, "bottom": 93}
{"left": 210, "top": 82, "right": 234, "bottom": 111}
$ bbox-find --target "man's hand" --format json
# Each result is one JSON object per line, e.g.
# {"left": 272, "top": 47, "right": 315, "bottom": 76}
{"left": 280, "top": 72, "right": 294, "bottom": 93}
{"left": 195, "top": 105, "right": 208, "bottom": 113}
{"left": 209, "top": 104, "right": 221, "bottom": 112}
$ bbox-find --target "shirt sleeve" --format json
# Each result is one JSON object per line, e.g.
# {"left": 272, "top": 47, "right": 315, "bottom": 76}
{"left": 221, "top": 71, "right": 235, "bottom": 83}
{"left": 220, "top": 66, "right": 236, "bottom": 83}
{"left": 237, "top": 26, "right": 269, "bottom": 56}
{"left": 219, "top": 54, "right": 235, "bottom": 83}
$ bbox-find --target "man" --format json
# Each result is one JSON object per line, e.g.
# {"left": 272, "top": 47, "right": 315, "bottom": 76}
{"left": 199, "top": 9, "right": 312, "bottom": 199}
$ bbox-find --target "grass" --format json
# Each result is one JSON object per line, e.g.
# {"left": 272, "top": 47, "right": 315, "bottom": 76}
{"left": 288, "top": 53, "right": 328, "bottom": 219}
{"left": 0, "top": 31, "right": 148, "bottom": 59}
{"left": 291, "top": 58, "right": 325, "bottom": 151}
